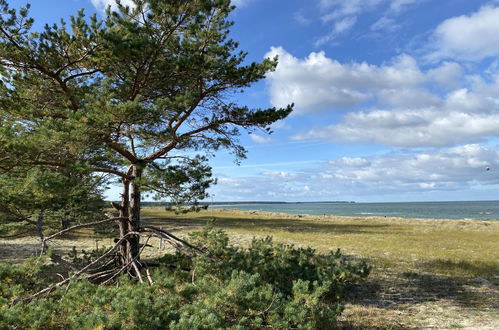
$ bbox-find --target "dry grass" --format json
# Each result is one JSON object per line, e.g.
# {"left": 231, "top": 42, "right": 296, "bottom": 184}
{"left": 1, "top": 207, "right": 498, "bottom": 328}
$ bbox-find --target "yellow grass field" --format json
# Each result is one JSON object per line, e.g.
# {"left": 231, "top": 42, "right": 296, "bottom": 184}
{"left": 1, "top": 207, "right": 498, "bottom": 328}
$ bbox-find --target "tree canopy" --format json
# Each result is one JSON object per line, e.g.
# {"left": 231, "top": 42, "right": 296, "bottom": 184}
{"left": 0, "top": 0, "right": 292, "bottom": 279}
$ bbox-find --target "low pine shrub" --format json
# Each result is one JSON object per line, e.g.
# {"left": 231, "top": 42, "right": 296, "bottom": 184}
{"left": 0, "top": 226, "right": 370, "bottom": 329}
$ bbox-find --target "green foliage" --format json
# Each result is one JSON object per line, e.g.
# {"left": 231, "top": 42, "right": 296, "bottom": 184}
{"left": 145, "top": 155, "right": 216, "bottom": 213}
{"left": 0, "top": 256, "right": 48, "bottom": 306}
{"left": 68, "top": 246, "right": 113, "bottom": 269}
{"left": 184, "top": 224, "right": 371, "bottom": 298}
{"left": 0, "top": 167, "right": 107, "bottom": 237}
{"left": 0, "top": 226, "right": 369, "bottom": 329}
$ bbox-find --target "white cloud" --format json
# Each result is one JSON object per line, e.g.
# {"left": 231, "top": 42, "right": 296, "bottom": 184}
{"left": 267, "top": 46, "right": 499, "bottom": 147}
{"left": 371, "top": 16, "right": 400, "bottom": 32}
{"left": 316, "top": 0, "right": 384, "bottom": 45}
{"left": 317, "top": 0, "right": 423, "bottom": 38}
{"left": 293, "top": 108, "right": 499, "bottom": 147}
{"left": 377, "top": 88, "right": 441, "bottom": 108}
{"left": 426, "top": 61, "right": 463, "bottom": 90}
{"left": 293, "top": 11, "right": 312, "bottom": 25}
{"left": 327, "top": 144, "right": 499, "bottom": 191}
{"left": 334, "top": 16, "right": 357, "bottom": 34}
{"left": 428, "top": 6, "right": 499, "bottom": 62}
{"left": 266, "top": 47, "right": 438, "bottom": 114}
{"left": 315, "top": 16, "right": 358, "bottom": 46}
{"left": 319, "top": 0, "right": 385, "bottom": 22}
{"left": 249, "top": 134, "right": 273, "bottom": 144}
{"left": 388, "top": 0, "right": 421, "bottom": 13}
{"left": 210, "top": 145, "right": 499, "bottom": 201}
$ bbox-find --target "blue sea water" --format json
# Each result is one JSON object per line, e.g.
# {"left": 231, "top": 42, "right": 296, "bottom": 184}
{"left": 211, "top": 201, "right": 499, "bottom": 220}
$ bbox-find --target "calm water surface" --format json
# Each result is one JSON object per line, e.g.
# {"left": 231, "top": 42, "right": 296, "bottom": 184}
{"left": 211, "top": 201, "right": 499, "bottom": 220}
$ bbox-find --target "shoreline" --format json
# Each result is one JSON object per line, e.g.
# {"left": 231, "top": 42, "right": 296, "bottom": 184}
{"left": 209, "top": 207, "right": 499, "bottom": 225}
{"left": 208, "top": 200, "right": 499, "bottom": 221}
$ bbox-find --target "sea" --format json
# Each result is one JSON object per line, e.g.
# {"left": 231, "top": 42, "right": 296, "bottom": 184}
{"left": 210, "top": 201, "right": 499, "bottom": 221}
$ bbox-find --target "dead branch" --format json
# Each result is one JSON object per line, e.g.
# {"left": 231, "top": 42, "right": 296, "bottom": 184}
{"left": 43, "top": 217, "right": 127, "bottom": 242}
{"left": 17, "top": 231, "right": 141, "bottom": 304}
{"left": 101, "top": 234, "right": 152, "bottom": 285}
{"left": 50, "top": 253, "right": 80, "bottom": 273}
{"left": 110, "top": 201, "right": 123, "bottom": 211}
{"left": 132, "top": 261, "right": 144, "bottom": 283}
{"left": 145, "top": 268, "right": 154, "bottom": 285}
{"left": 141, "top": 225, "right": 205, "bottom": 254}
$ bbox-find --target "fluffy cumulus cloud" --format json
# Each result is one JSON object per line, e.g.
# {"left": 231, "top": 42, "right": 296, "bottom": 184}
{"left": 266, "top": 47, "right": 452, "bottom": 114}
{"left": 292, "top": 78, "right": 499, "bottom": 147}
{"left": 210, "top": 145, "right": 499, "bottom": 201}
{"left": 326, "top": 144, "right": 499, "bottom": 191}
{"left": 428, "top": 5, "right": 499, "bottom": 62}
{"left": 266, "top": 44, "right": 499, "bottom": 147}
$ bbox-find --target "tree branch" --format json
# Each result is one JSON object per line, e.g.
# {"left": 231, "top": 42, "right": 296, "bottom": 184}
{"left": 92, "top": 167, "right": 133, "bottom": 180}
{"left": 141, "top": 225, "right": 204, "bottom": 254}
{"left": 43, "top": 217, "right": 127, "bottom": 242}
{"left": 103, "top": 138, "right": 139, "bottom": 164}
{"left": 62, "top": 69, "right": 100, "bottom": 83}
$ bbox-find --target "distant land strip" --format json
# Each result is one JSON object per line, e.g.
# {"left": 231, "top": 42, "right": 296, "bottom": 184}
{"left": 134, "top": 201, "right": 356, "bottom": 207}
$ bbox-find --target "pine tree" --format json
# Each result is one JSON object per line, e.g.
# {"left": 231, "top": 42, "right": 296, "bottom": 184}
{"left": 0, "top": 0, "right": 292, "bottom": 275}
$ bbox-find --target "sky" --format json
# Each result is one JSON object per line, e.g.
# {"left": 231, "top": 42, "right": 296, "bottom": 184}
{"left": 11, "top": 0, "right": 499, "bottom": 202}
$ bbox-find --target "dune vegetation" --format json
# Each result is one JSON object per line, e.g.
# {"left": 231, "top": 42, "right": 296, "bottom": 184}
{"left": 2, "top": 207, "right": 498, "bottom": 328}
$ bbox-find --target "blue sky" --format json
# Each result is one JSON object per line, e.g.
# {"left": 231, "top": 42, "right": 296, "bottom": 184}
{"left": 13, "top": 0, "right": 499, "bottom": 202}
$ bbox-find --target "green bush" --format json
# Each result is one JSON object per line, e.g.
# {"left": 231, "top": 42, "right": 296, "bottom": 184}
{"left": 0, "top": 226, "right": 370, "bottom": 329}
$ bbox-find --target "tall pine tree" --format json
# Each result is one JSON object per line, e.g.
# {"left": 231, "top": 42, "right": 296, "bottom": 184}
{"left": 0, "top": 0, "right": 292, "bottom": 271}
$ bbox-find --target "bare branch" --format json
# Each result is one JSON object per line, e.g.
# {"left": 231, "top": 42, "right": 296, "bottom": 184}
{"left": 141, "top": 226, "right": 204, "bottom": 254}
{"left": 92, "top": 167, "right": 132, "bottom": 180}
{"left": 43, "top": 217, "right": 127, "bottom": 242}
{"left": 19, "top": 231, "right": 141, "bottom": 304}
{"left": 132, "top": 261, "right": 144, "bottom": 283}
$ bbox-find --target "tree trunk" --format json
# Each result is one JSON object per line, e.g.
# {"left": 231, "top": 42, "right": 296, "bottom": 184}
{"left": 35, "top": 212, "right": 47, "bottom": 254}
{"left": 128, "top": 165, "right": 142, "bottom": 263}
{"left": 119, "top": 179, "right": 130, "bottom": 265}
{"left": 117, "top": 165, "right": 142, "bottom": 270}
